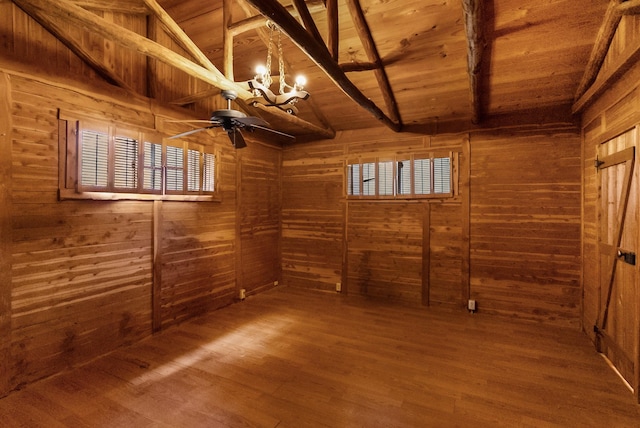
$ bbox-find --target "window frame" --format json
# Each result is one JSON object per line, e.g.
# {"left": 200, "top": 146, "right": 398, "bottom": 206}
{"left": 58, "top": 112, "right": 220, "bottom": 202}
{"left": 345, "top": 151, "right": 456, "bottom": 200}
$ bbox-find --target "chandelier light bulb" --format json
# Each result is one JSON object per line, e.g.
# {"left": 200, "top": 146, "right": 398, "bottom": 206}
{"left": 295, "top": 75, "right": 307, "bottom": 88}
{"left": 256, "top": 65, "right": 267, "bottom": 77}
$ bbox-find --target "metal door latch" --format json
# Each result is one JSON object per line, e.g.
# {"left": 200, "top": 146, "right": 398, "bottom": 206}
{"left": 617, "top": 249, "right": 636, "bottom": 266}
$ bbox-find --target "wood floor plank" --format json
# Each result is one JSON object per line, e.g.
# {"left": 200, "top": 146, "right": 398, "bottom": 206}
{"left": 1, "top": 286, "right": 640, "bottom": 427}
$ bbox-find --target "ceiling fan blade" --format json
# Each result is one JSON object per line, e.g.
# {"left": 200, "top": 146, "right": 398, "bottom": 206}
{"left": 163, "top": 119, "right": 214, "bottom": 124}
{"left": 234, "top": 116, "right": 269, "bottom": 127}
{"left": 168, "top": 126, "right": 213, "bottom": 139}
{"left": 227, "top": 128, "right": 247, "bottom": 149}
{"left": 248, "top": 123, "right": 296, "bottom": 140}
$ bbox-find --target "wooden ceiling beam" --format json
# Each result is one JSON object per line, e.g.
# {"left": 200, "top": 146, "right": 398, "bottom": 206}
{"left": 462, "top": 0, "right": 484, "bottom": 124}
{"left": 223, "top": 0, "right": 234, "bottom": 79}
{"left": 170, "top": 88, "right": 221, "bottom": 106}
{"left": 236, "top": 0, "right": 335, "bottom": 135}
{"left": 143, "top": 0, "right": 218, "bottom": 73}
{"left": 13, "top": 0, "right": 248, "bottom": 93}
{"left": 345, "top": 0, "right": 401, "bottom": 126}
{"left": 292, "top": 0, "right": 327, "bottom": 48}
{"left": 230, "top": 2, "right": 327, "bottom": 36}
{"left": 340, "top": 61, "right": 377, "bottom": 72}
{"left": 327, "top": 0, "right": 339, "bottom": 60}
{"left": 72, "top": 0, "right": 149, "bottom": 15}
{"left": 245, "top": 0, "right": 402, "bottom": 132}
{"left": 574, "top": 0, "right": 624, "bottom": 102}
{"left": 572, "top": 34, "right": 640, "bottom": 113}
{"left": 12, "top": 0, "right": 134, "bottom": 92}
{"left": 13, "top": 0, "right": 331, "bottom": 138}
{"left": 618, "top": 0, "right": 640, "bottom": 14}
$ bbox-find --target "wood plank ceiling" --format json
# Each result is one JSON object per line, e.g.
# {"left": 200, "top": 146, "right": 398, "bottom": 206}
{"left": 13, "top": 0, "right": 615, "bottom": 140}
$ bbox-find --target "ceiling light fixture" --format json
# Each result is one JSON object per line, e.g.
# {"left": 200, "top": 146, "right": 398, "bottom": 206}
{"left": 247, "top": 21, "right": 309, "bottom": 115}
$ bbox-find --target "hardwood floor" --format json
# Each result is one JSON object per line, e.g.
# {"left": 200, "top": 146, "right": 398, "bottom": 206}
{"left": 1, "top": 286, "right": 639, "bottom": 427}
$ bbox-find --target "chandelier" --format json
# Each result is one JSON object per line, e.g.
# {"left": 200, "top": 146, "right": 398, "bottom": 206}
{"left": 246, "top": 21, "right": 309, "bottom": 115}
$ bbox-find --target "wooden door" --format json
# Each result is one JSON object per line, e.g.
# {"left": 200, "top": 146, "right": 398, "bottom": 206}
{"left": 595, "top": 128, "right": 639, "bottom": 401}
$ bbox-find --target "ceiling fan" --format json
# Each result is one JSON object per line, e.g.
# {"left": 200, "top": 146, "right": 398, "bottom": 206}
{"left": 168, "top": 90, "right": 295, "bottom": 148}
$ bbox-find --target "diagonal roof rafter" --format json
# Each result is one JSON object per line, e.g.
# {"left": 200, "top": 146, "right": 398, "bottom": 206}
{"left": 244, "top": 0, "right": 402, "bottom": 132}
{"left": 11, "top": 0, "right": 332, "bottom": 138}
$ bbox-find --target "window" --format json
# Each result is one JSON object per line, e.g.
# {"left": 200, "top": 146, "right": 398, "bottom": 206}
{"left": 346, "top": 152, "right": 455, "bottom": 199}
{"left": 79, "top": 129, "right": 109, "bottom": 188}
{"left": 414, "top": 158, "right": 431, "bottom": 195}
{"left": 347, "top": 163, "right": 361, "bottom": 196}
{"left": 59, "top": 115, "right": 219, "bottom": 201}
{"left": 396, "top": 159, "right": 411, "bottom": 196}
{"left": 378, "top": 161, "right": 394, "bottom": 196}
{"left": 362, "top": 162, "right": 376, "bottom": 196}
{"left": 114, "top": 136, "right": 138, "bottom": 189}
{"left": 165, "top": 144, "right": 185, "bottom": 193}
{"left": 143, "top": 142, "right": 163, "bottom": 192}
{"left": 433, "top": 157, "right": 451, "bottom": 194}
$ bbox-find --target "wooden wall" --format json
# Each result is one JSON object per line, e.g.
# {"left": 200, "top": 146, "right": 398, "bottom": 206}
{"left": 580, "top": 15, "right": 640, "bottom": 400}
{"left": 0, "top": 63, "right": 283, "bottom": 396}
{"left": 0, "top": 1, "right": 284, "bottom": 397}
{"left": 281, "top": 140, "right": 344, "bottom": 292}
{"left": 237, "top": 142, "right": 281, "bottom": 297}
{"left": 582, "top": 15, "right": 640, "bottom": 341}
{"left": 282, "top": 127, "right": 582, "bottom": 323}
{"left": 469, "top": 131, "right": 582, "bottom": 325}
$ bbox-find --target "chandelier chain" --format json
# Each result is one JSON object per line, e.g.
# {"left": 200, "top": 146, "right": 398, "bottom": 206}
{"left": 278, "top": 29, "right": 286, "bottom": 94}
{"left": 264, "top": 22, "right": 274, "bottom": 88}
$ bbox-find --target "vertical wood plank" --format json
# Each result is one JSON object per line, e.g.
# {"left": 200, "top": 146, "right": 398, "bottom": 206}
{"left": 152, "top": 200, "right": 162, "bottom": 332}
{"left": 635, "top": 128, "right": 640, "bottom": 404}
{"left": 222, "top": 0, "right": 234, "bottom": 80}
{"left": 236, "top": 151, "right": 243, "bottom": 297}
{"left": 461, "top": 135, "right": 471, "bottom": 306}
{"left": 342, "top": 198, "right": 348, "bottom": 294}
{"left": 0, "top": 71, "right": 12, "bottom": 396}
{"left": 422, "top": 202, "right": 431, "bottom": 306}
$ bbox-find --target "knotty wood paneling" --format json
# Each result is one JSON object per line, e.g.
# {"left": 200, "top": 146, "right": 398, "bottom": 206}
{"left": 0, "top": 63, "right": 256, "bottom": 396}
{"left": 429, "top": 203, "right": 463, "bottom": 306}
{"left": 282, "top": 129, "right": 467, "bottom": 307}
{"left": 155, "top": 130, "right": 238, "bottom": 330}
{"left": 157, "top": 198, "right": 236, "bottom": 328}
{"left": 582, "top": 33, "right": 640, "bottom": 344}
{"left": 582, "top": 33, "right": 640, "bottom": 401}
{"left": 0, "top": 72, "right": 12, "bottom": 396}
{"left": 469, "top": 131, "right": 582, "bottom": 325}
{"left": 238, "top": 141, "right": 281, "bottom": 296}
{"left": 347, "top": 201, "right": 423, "bottom": 305}
{"left": 8, "top": 74, "right": 154, "bottom": 391}
{"left": 0, "top": 2, "right": 148, "bottom": 95}
{"left": 281, "top": 140, "right": 344, "bottom": 292}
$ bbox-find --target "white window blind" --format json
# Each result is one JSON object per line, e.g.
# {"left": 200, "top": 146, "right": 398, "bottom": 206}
{"left": 80, "top": 129, "right": 109, "bottom": 188}
{"left": 434, "top": 157, "right": 451, "bottom": 194}
{"left": 397, "top": 160, "right": 411, "bottom": 195}
{"left": 378, "top": 161, "right": 394, "bottom": 196}
{"left": 114, "top": 136, "right": 138, "bottom": 189}
{"left": 203, "top": 152, "right": 215, "bottom": 192}
{"left": 187, "top": 149, "right": 201, "bottom": 192}
{"left": 165, "top": 145, "right": 184, "bottom": 191}
{"left": 347, "top": 163, "right": 361, "bottom": 196}
{"left": 362, "top": 162, "right": 376, "bottom": 196}
{"left": 414, "top": 158, "right": 431, "bottom": 195}
{"left": 143, "top": 142, "right": 162, "bottom": 191}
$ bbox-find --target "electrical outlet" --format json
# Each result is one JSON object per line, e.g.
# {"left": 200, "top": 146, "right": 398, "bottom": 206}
{"left": 274, "top": 280, "right": 279, "bottom": 286}
{"left": 336, "top": 282, "right": 342, "bottom": 292}
{"left": 468, "top": 299, "right": 476, "bottom": 312}
{"left": 239, "top": 288, "right": 246, "bottom": 300}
